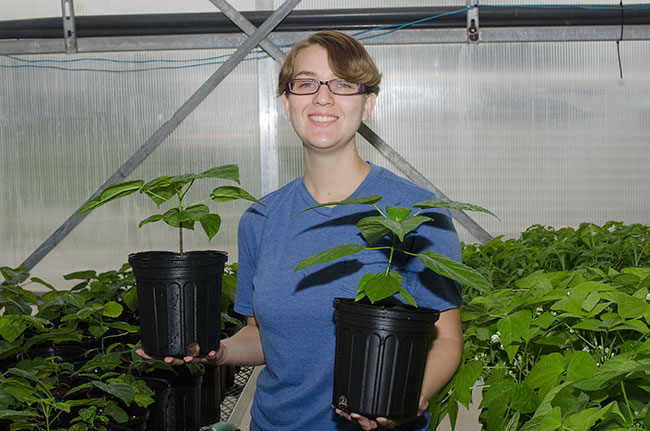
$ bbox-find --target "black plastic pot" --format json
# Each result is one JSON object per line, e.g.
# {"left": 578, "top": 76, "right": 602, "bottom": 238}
{"left": 332, "top": 298, "right": 440, "bottom": 419}
{"left": 128, "top": 250, "right": 227, "bottom": 358}
{"left": 137, "top": 376, "right": 171, "bottom": 431}
{"left": 144, "top": 364, "right": 205, "bottom": 431}
{"left": 200, "top": 363, "right": 222, "bottom": 427}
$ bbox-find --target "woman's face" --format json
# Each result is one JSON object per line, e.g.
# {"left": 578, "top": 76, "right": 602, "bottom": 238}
{"left": 281, "top": 44, "right": 377, "bottom": 154}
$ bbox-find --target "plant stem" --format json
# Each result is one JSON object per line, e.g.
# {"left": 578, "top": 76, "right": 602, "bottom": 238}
{"left": 179, "top": 228, "right": 184, "bottom": 258}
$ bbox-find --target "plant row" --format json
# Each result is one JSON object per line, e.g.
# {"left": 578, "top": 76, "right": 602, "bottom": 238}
{"left": 430, "top": 221, "right": 650, "bottom": 431}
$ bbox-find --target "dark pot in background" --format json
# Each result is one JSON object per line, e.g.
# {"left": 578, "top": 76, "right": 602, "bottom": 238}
{"left": 332, "top": 298, "right": 440, "bottom": 419}
{"left": 137, "top": 376, "right": 171, "bottom": 431}
{"left": 144, "top": 364, "right": 205, "bottom": 431}
{"left": 128, "top": 250, "right": 227, "bottom": 358}
{"left": 200, "top": 363, "right": 222, "bottom": 427}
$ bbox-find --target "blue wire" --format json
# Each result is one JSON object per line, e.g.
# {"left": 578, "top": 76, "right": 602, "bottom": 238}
{"left": 1, "top": 4, "right": 648, "bottom": 73}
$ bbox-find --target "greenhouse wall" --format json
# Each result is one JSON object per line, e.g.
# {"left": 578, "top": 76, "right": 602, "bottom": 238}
{"left": 1, "top": 1, "right": 649, "bottom": 287}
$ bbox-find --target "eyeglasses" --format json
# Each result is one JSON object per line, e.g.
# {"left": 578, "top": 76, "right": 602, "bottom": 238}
{"left": 286, "top": 79, "right": 368, "bottom": 96}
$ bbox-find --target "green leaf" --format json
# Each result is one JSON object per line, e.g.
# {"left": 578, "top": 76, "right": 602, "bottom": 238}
{"left": 199, "top": 213, "right": 222, "bottom": 240}
{"left": 562, "top": 403, "right": 617, "bottom": 431}
{"left": 581, "top": 291, "right": 600, "bottom": 312}
{"left": 77, "top": 180, "right": 144, "bottom": 214}
{"left": 0, "top": 316, "right": 27, "bottom": 342}
{"left": 566, "top": 350, "right": 598, "bottom": 382}
{"left": 359, "top": 272, "right": 403, "bottom": 304}
{"left": 524, "top": 352, "right": 564, "bottom": 389}
{"left": 510, "top": 382, "right": 539, "bottom": 414}
{"left": 296, "top": 194, "right": 383, "bottom": 214}
{"left": 295, "top": 244, "right": 365, "bottom": 271}
{"left": 63, "top": 270, "right": 97, "bottom": 280}
{"left": 141, "top": 175, "right": 177, "bottom": 206}
{"left": 138, "top": 213, "right": 164, "bottom": 227}
{"left": 162, "top": 208, "right": 195, "bottom": 229}
{"left": 413, "top": 199, "right": 499, "bottom": 220}
{"left": 92, "top": 381, "right": 134, "bottom": 406}
{"left": 451, "top": 360, "right": 482, "bottom": 408}
{"left": 358, "top": 215, "right": 432, "bottom": 243}
{"left": 62, "top": 292, "right": 85, "bottom": 308}
{"left": 418, "top": 250, "right": 492, "bottom": 294}
{"left": 210, "top": 186, "right": 262, "bottom": 205}
{"left": 121, "top": 287, "right": 138, "bottom": 312}
{"left": 572, "top": 319, "right": 606, "bottom": 332}
{"left": 356, "top": 219, "right": 391, "bottom": 246}
{"left": 611, "top": 319, "right": 649, "bottom": 333}
{"left": 497, "top": 309, "right": 532, "bottom": 347}
{"left": 398, "top": 286, "right": 417, "bottom": 307}
{"left": 197, "top": 164, "right": 240, "bottom": 183}
{"left": 102, "top": 301, "right": 123, "bottom": 318}
{"left": 386, "top": 206, "right": 411, "bottom": 222}
{"left": 105, "top": 403, "right": 129, "bottom": 423}
{"left": 614, "top": 293, "right": 648, "bottom": 319}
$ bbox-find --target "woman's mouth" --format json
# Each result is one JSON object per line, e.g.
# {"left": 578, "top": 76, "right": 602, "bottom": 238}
{"left": 309, "top": 115, "right": 337, "bottom": 123}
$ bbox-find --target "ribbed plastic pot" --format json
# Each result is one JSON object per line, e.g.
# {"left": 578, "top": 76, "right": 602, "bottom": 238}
{"left": 200, "top": 363, "right": 222, "bottom": 427}
{"left": 137, "top": 376, "right": 171, "bottom": 431}
{"left": 128, "top": 250, "right": 227, "bottom": 358}
{"left": 332, "top": 297, "right": 440, "bottom": 419}
{"left": 145, "top": 364, "right": 205, "bottom": 431}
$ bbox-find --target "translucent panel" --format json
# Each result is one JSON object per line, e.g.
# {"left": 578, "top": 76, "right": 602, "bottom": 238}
{"left": 359, "top": 41, "right": 650, "bottom": 243}
{"left": 2, "top": 31, "right": 649, "bottom": 287}
{"left": 1, "top": 49, "right": 261, "bottom": 286}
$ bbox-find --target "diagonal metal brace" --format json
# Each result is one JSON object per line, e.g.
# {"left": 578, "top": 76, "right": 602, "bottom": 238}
{"left": 20, "top": 0, "right": 302, "bottom": 272}
{"left": 215, "top": 0, "right": 493, "bottom": 243}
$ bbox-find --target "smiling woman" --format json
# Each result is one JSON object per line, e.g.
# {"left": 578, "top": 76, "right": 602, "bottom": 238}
{"left": 153, "top": 30, "right": 465, "bottom": 431}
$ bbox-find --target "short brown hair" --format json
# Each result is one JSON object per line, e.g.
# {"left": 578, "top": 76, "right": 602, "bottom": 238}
{"left": 277, "top": 30, "right": 382, "bottom": 97}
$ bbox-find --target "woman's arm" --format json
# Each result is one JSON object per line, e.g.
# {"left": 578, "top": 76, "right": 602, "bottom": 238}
{"left": 136, "top": 316, "right": 265, "bottom": 367}
{"left": 419, "top": 307, "right": 464, "bottom": 401}
{"left": 218, "top": 316, "right": 266, "bottom": 366}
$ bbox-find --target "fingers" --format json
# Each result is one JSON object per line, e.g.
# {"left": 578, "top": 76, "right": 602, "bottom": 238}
{"left": 334, "top": 409, "right": 383, "bottom": 430}
{"left": 134, "top": 348, "right": 216, "bottom": 366}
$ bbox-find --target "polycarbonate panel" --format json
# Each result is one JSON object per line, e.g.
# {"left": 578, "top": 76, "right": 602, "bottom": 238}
{"left": 1, "top": 49, "right": 261, "bottom": 286}
{"left": 2, "top": 28, "right": 650, "bottom": 287}
{"left": 358, "top": 40, "right": 650, "bottom": 243}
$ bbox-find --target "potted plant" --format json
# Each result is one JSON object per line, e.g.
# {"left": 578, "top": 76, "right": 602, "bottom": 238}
{"left": 76, "top": 164, "right": 261, "bottom": 358}
{"left": 295, "top": 195, "right": 496, "bottom": 419}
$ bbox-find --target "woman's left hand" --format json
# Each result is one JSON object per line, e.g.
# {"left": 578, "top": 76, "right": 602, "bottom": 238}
{"left": 334, "top": 395, "right": 428, "bottom": 430}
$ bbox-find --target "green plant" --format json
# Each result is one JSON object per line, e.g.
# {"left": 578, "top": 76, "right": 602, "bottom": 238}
{"left": 0, "top": 267, "right": 81, "bottom": 360}
{"left": 0, "top": 353, "right": 147, "bottom": 431}
{"left": 76, "top": 164, "right": 262, "bottom": 257}
{"left": 221, "top": 263, "right": 244, "bottom": 329}
{"left": 294, "top": 195, "right": 497, "bottom": 306}
{"left": 461, "top": 221, "right": 650, "bottom": 299}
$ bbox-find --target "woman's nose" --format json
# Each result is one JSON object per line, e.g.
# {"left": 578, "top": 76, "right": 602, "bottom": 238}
{"left": 313, "top": 82, "right": 334, "bottom": 105}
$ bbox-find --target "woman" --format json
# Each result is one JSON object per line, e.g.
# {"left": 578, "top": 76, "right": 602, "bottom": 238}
{"left": 140, "top": 30, "right": 463, "bottom": 431}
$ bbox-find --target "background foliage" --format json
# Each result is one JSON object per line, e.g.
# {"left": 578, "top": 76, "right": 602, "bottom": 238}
{"left": 431, "top": 221, "right": 650, "bottom": 431}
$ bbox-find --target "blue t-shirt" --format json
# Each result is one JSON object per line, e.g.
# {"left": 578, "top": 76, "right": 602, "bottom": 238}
{"left": 235, "top": 164, "right": 462, "bottom": 431}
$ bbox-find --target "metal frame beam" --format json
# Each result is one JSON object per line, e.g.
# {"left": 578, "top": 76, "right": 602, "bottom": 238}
{"left": 2, "top": 25, "right": 650, "bottom": 55}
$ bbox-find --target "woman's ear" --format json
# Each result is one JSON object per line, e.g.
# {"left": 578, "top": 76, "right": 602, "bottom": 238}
{"left": 362, "top": 93, "right": 377, "bottom": 122}
{"left": 280, "top": 92, "right": 291, "bottom": 121}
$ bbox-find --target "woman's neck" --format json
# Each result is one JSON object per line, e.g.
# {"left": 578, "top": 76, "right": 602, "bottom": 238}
{"left": 303, "top": 145, "right": 370, "bottom": 204}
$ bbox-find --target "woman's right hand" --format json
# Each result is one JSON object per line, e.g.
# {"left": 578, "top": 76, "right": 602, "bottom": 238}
{"left": 135, "top": 343, "right": 226, "bottom": 366}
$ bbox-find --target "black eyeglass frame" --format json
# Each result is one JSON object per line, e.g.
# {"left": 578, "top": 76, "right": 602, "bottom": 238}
{"left": 285, "top": 78, "right": 369, "bottom": 96}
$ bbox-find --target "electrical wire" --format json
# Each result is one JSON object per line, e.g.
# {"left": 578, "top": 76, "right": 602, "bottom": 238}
{"left": 1, "top": 3, "right": 649, "bottom": 74}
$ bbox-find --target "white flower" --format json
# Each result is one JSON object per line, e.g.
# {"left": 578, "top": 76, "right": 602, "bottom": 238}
{"left": 491, "top": 334, "right": 501, "bottom": 343}
{"left": 646, "top": 293, "right": 650, "bottom": 301}
{"left": 582, "top": 346, "right": 590, "bottom": 352}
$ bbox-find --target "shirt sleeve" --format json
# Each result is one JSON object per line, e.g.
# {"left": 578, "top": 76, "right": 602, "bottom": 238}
{"left": 233, "top": 205, "right": 264, "bottom": 317}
